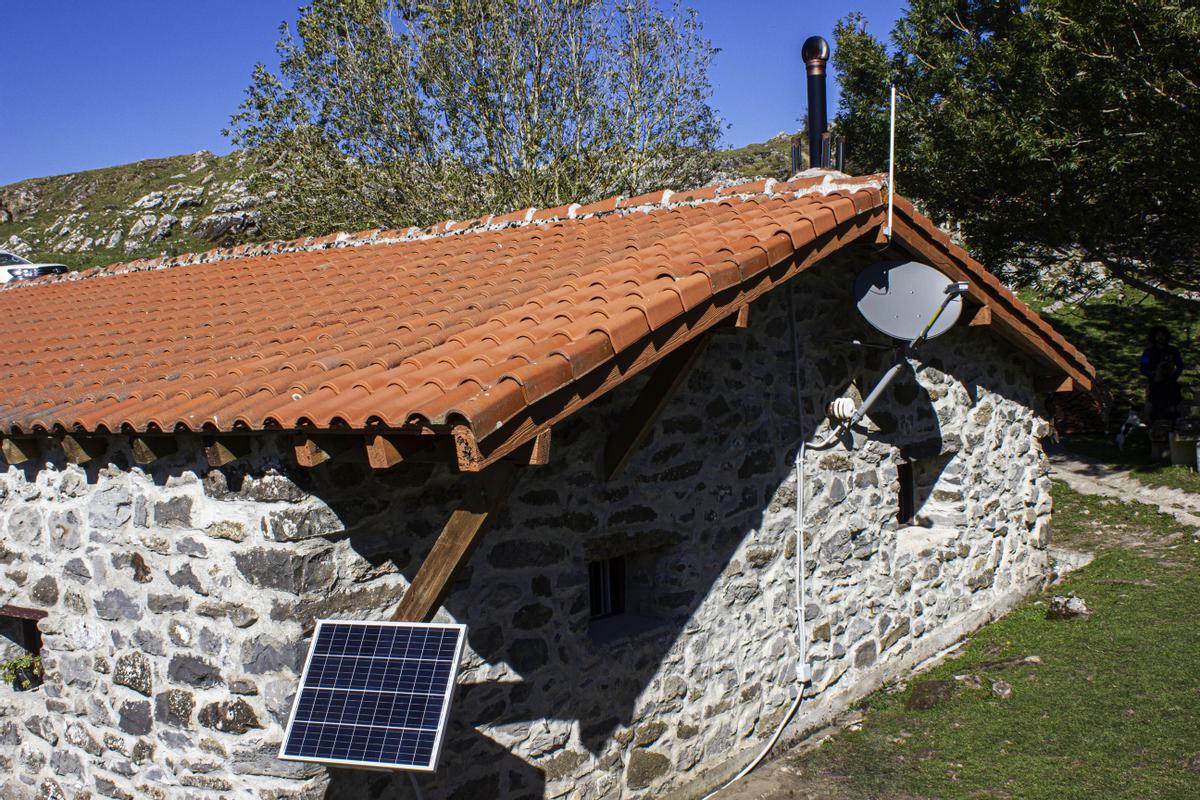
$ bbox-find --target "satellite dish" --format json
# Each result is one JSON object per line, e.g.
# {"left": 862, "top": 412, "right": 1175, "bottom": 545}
{"left": 854, "top": 260, "right": 964, "bottom": 342}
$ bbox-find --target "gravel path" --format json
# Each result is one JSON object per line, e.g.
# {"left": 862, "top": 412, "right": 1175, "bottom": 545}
{"left": 1047, "top": 450, "right": 1200, "bottom": 529}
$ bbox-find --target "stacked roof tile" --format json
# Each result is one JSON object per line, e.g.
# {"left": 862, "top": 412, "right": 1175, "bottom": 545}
{"left": 0, "top": 174, "right": 1093, "bottom": 444}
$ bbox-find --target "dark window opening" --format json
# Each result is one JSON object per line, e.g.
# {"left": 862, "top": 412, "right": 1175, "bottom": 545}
{"left": 897, "top": 461, "right": 916, "bottom": 526}
{"left": 588, "top": 555, "right": 626, "bottom": 619}
{"left": 0, "top": 605, "right": 46, "bottom": 691}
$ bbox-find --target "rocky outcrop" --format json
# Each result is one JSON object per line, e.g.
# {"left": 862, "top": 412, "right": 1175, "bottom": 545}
{"left": 0, "top": 151, "right": 262, "bottom": 268}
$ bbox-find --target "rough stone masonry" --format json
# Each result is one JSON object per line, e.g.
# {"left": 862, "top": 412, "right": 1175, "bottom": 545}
{"left": 0, "top": 262, "right": 1055, "bottom": 799}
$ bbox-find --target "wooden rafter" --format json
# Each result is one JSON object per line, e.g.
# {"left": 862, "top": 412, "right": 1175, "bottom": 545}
{"left": 603, "top": 333, "right": 711, "bottom": 480}
{"left": 392, "top": 461, "right": 522, "bottom": 622}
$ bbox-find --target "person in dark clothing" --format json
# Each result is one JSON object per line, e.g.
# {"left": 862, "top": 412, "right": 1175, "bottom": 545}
{"left": 1141, "top": 327, "right": 1184, "bottom": 424}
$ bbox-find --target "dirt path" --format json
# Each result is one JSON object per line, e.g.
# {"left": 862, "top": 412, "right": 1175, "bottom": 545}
{"left": 1047, "top": 450, "right": 1200, "bottom": 529}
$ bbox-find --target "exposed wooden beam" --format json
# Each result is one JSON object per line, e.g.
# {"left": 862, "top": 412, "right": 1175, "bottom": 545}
{"left": 204, "top": 436, "right": 251, "bottom": 468}
{"left": 61, "top": 435, "right": 107, "bottom": 465}
{"left": 603, "top": 333, "right": 711, "bottom": 480}
{"left": 966, "top": 305, "right": 992, "bottom": 327}
{"left": 392, "top": 462, "right": 522, "bottom": 622}
{"left": 131, "top": 436, "right": 178, "bottom": 465}
{"left": 1, "top": 438, "right": 39, "bottom": 465}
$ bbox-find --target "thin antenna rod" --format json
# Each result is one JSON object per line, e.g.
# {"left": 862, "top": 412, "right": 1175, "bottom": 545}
{"left": 886, "top": 84, "right": 896, "bottom": 239}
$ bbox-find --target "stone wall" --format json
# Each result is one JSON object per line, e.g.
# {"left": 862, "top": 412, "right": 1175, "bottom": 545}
{"left": 0, "top": 259, "right": 1055, "bottom": 800}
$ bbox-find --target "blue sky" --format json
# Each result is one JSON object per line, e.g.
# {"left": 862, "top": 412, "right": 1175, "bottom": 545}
{"left": 0, "top": 1, "right": 901, "bottom": 186}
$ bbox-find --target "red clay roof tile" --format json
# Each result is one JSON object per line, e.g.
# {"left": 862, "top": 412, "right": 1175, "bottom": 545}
{"left": 0, "top": 175, "right": 1093, "bottom": 443}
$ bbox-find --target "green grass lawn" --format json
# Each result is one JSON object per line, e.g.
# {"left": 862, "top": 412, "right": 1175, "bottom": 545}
{"left": 1026, "top": 289, "right": 1198, "bottom": 406}
{"left": 787, "top": 483, "right": 1200, "bottom": 799}
{"left": 1060, "top": 434, "right": 1200, "bottom": 494}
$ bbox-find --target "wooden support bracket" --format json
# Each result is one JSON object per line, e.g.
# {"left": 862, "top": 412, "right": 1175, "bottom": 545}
{"left": 365, "top": 434, "right": 452, "bottom": 470}
{"left": 1, "top": 438, "right": 40, "bottom": 465}
{"left": 61, "top": 435, "right": 107, "bottom": 465}
{"left": 603, "top": 332, "right": 711, "bottom": 480}
{"left": 712, "top": 305, "right": 751, "bottom": 333}
{"left": 1037, "top": 375, "right": 1076, "bottom": 394}
{"left": 204, "top": 436, "right": 251, "bottom": 468}
{"left": 131, "top": 436, "right": 178, "bottom": 465}
{"left": 392, "top": 461, "right": 522, "bottom": 622}
{"left": 294, "top": 434, "right": 360, "bottom": 468}
{"left": 966, "top": 305, "right": 993, "bottom": 327}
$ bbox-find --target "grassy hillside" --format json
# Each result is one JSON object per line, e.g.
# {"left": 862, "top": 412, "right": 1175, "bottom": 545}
{"left": 0, "top": 151, "right": 260, "bottom": 271}
{"left": 0, "top": 136, "right": 803, "bottom": 273}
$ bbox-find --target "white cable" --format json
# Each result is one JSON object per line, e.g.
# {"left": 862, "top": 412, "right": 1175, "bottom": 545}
{"left": 698, "top": 287, "right": 813, "bottom": 800}
{"left": 408, "top": 773, "right": 424, "bottom": 800}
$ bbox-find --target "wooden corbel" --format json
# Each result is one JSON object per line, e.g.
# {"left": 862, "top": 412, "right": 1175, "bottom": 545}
{"left": 392, "top": 461, "right": 522, "bottom": 622}
{"left": 294, "top": 434, "right": 359, "bottom": 468}
{"left": 965, "top": 304, "right": 992, "bottom": 327}
{"left": 1, "top": 438, "right": 40, "bottom": 465}
{"left": 365, "top": 434, "right": 453, "bottom": 470}
{"left": 131, "top": 435, "right": 178, "bottom": 465}
{"left": 204, "top": 436, "right": 251, "bottom": 467}
{"left": 1037, "top": 376, "right": 1076, "bottom": 394}
{"left": 61, "top": 434, "right": 107, "bottom": 465}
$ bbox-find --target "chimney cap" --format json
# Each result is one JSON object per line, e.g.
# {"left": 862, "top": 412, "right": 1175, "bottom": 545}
{"left": 801, "top": 36, "right": 830, "bottom": 65}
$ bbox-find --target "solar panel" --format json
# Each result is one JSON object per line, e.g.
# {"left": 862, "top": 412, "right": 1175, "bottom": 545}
{"left": 278, "top": 620, "right": 467, "bottom": 771}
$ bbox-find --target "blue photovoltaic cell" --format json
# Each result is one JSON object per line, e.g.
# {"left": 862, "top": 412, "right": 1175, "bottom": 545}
{"left": 279, "top": 620, "right": 466, "bottom": 771}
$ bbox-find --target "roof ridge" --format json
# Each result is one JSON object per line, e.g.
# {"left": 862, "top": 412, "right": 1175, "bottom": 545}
{"left": 5, "top": 172, "right": 885, "bottom": 291}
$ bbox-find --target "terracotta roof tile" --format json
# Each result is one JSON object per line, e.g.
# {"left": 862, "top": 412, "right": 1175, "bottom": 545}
{"left": 0, "top": 174, "right": 1093, "bottom": 444}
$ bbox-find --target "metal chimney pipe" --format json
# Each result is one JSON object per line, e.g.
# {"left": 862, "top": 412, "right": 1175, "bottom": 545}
{"left": 802, "top": 36, "right": 830, "bottom": 169}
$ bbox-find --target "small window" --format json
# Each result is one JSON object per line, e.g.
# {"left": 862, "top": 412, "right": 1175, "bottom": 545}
{"left": 0, "top": 605, "right": 45, "bottom": 691}
{"left": 586, "top": 552, "right": 669, "bottom": 645}
{"left": 588, "top": 555, "right": 626, "bottom": 619}
{"left": 897, "top": 461, "right": 916, "bottom": 526}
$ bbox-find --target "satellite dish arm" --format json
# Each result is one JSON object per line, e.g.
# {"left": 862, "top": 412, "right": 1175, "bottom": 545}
{"left": 816, "top": 282, "right": 971, "bottom": 447}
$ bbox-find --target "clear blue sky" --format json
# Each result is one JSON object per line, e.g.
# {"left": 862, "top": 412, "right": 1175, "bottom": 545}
{"left": 0, "top": 1, "right": 902, "bottom": 186}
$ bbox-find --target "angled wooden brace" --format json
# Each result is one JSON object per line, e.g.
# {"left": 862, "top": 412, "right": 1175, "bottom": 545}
{"left": 602, "top": 332, "right": 711, "bottom": 480}
{"left": 392, "top": 461, "right": 522, "bottom": 622}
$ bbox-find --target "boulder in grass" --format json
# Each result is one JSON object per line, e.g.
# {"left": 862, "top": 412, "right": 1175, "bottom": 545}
{"left": 1047, "top": 593, "right": 1090, "bottom": 620}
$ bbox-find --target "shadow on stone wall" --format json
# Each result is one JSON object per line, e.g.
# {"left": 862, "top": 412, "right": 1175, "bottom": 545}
{"left": 308, "top": 259, "right": 1047, "bottom": 799}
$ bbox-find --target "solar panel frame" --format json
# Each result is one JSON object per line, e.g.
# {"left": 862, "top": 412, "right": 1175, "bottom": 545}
{"left": 278, "top": 619, "right": 467, "bottom": 773}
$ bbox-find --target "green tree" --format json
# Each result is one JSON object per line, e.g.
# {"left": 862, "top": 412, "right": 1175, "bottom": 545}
{"left": 834, "top": 2, "right": 1200, "bottom": 308}
{"left": 227, "top": 0, "right": 722, "bottom": 238}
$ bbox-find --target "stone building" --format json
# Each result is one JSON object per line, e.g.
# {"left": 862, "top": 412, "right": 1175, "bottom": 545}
{"left": 0, "top": 174, "right": 1094, "bottom": 800}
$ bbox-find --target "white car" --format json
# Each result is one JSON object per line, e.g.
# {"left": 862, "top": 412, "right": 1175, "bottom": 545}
{"left": 0, "top": 251, "right": 68, "bottom": 283}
